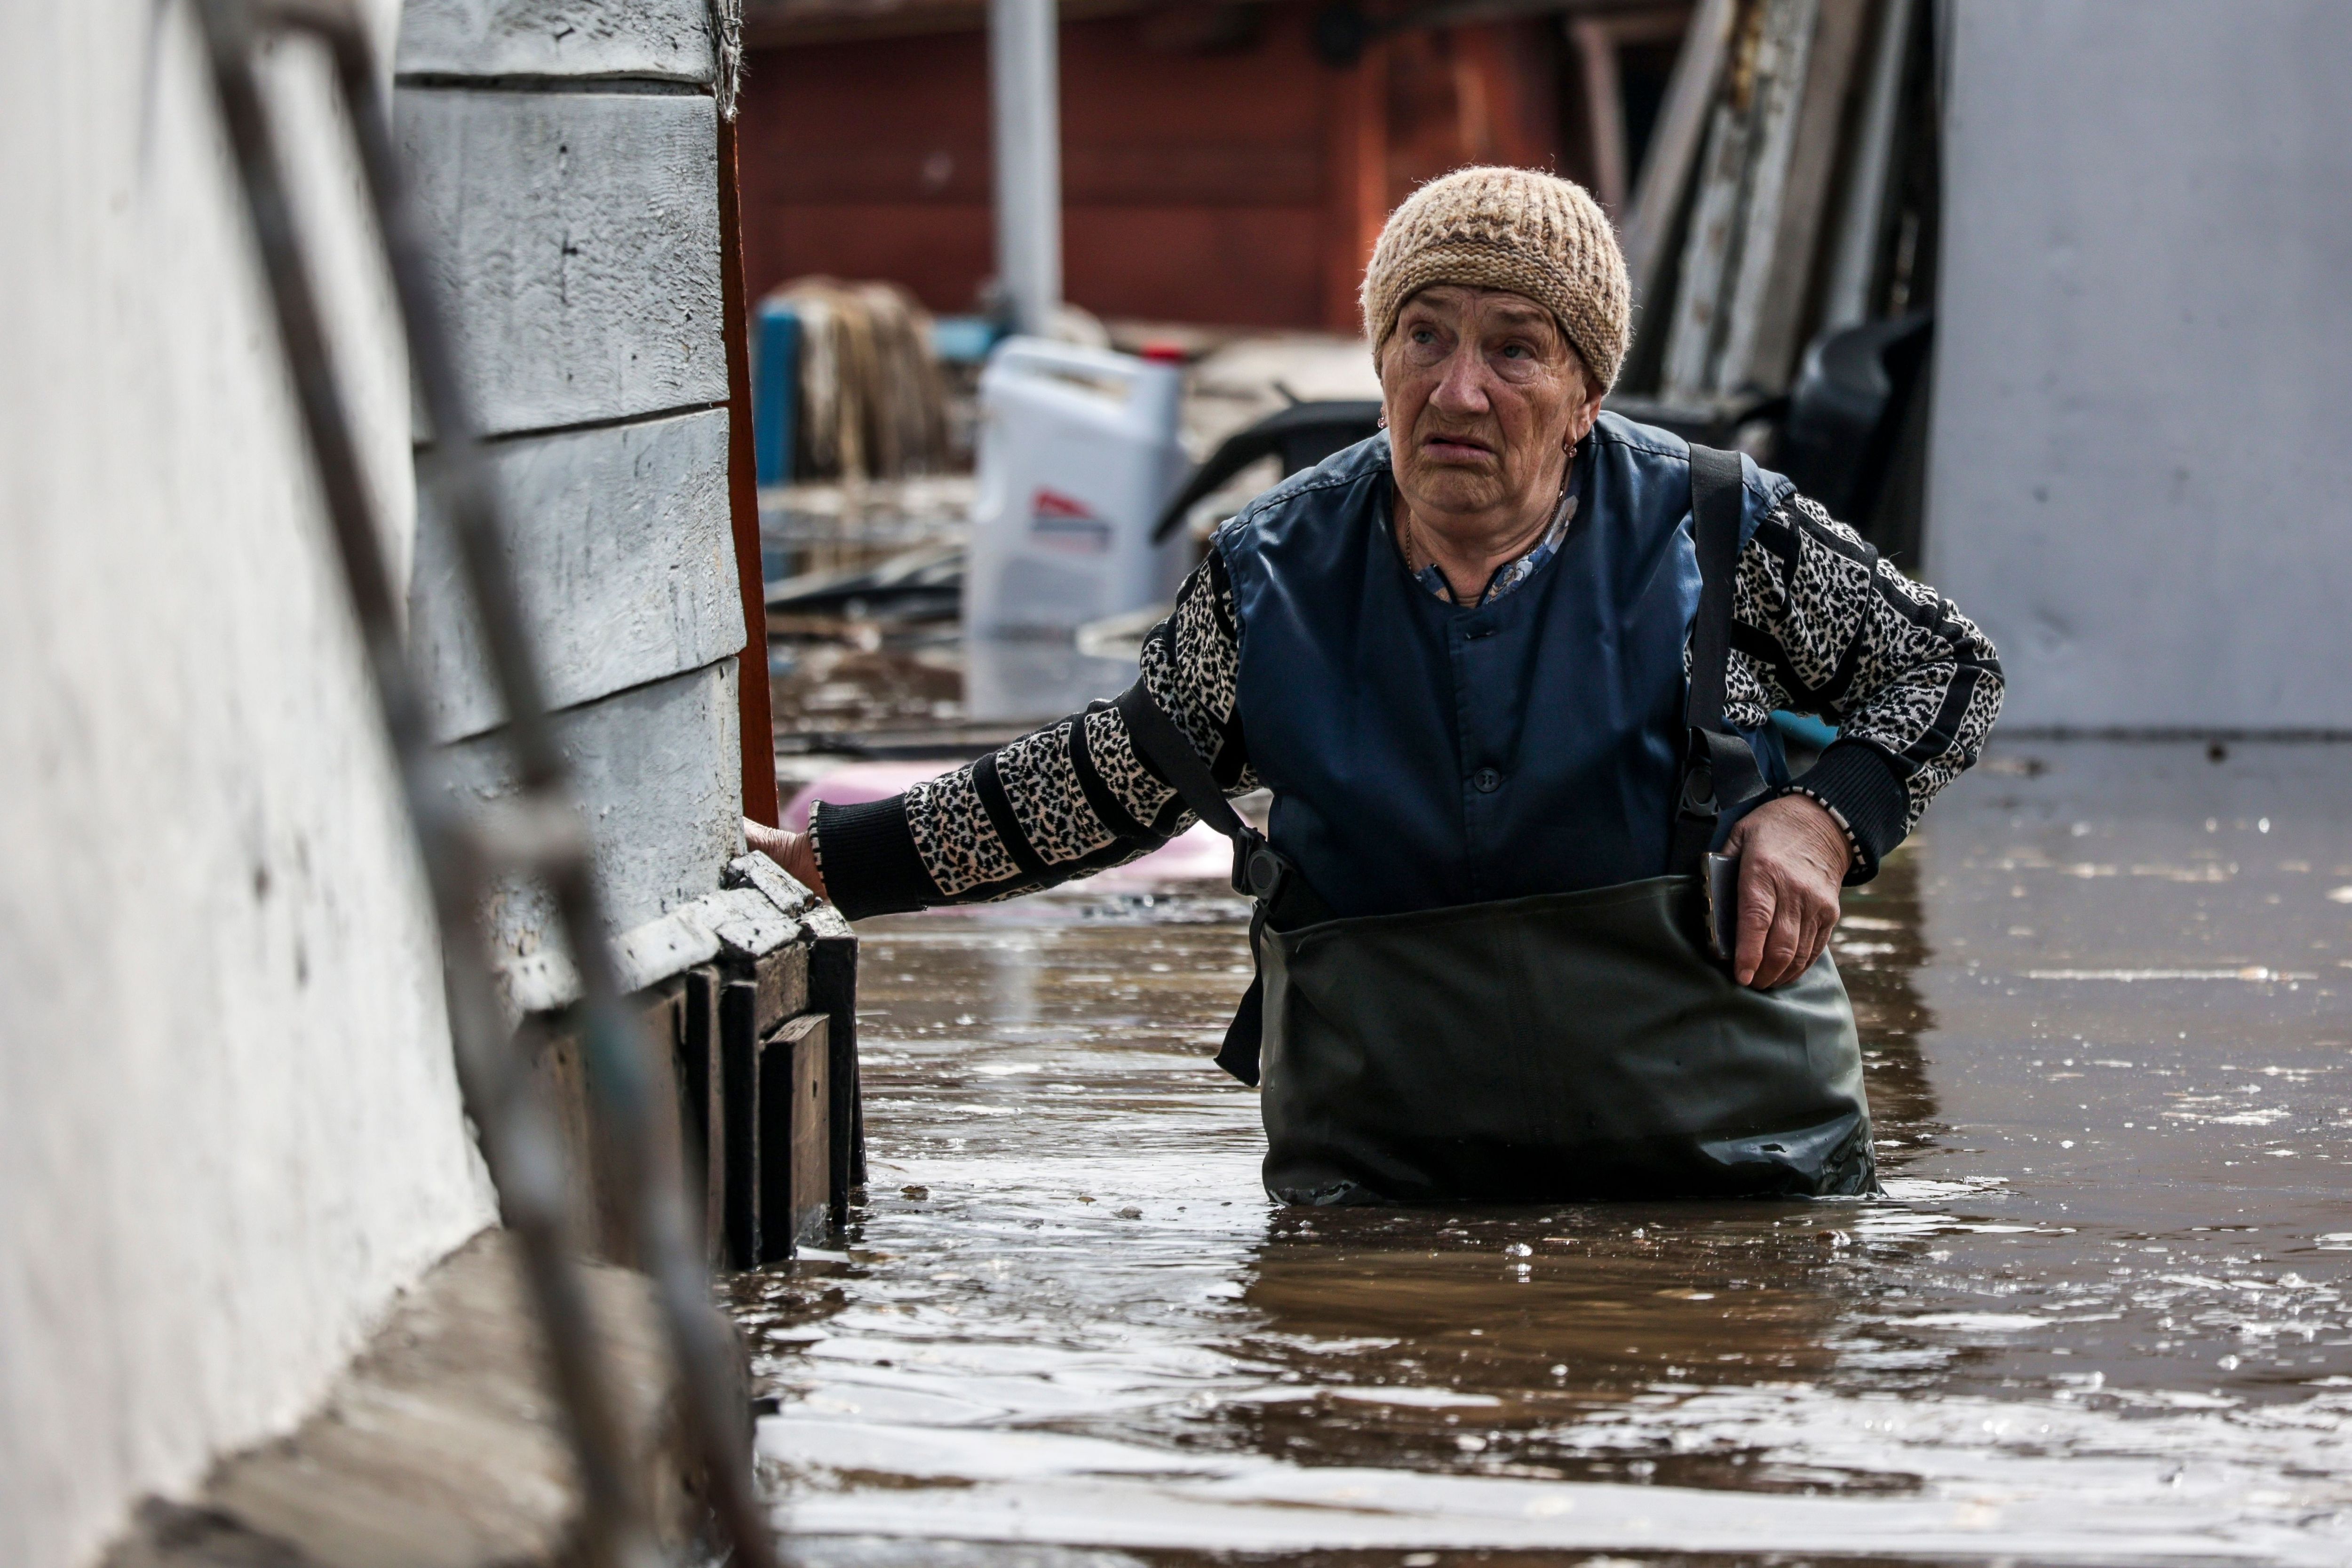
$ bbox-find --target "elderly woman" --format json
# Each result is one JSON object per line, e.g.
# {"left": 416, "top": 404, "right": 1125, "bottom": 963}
{"left": 752, "top": 167, "right": 2002, "bottom": 1206}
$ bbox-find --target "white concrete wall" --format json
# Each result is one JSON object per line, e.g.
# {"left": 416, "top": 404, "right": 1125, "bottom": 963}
{"left": 394, "top": 0, "right": 746, "bottom": 981}
{"left": 0, "top": 6, "right": 496, "bottom": 1568}
{"left": 1, "top": 0, "right": 747, "bottom": 1559}
{"left": 1926, "top": 0, "right": 2352, "bottom": 731}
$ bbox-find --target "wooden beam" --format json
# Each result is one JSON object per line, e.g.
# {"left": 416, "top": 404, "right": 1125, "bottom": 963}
{"left": 1819, "top": 0, "right": 1915, "bottom": 332}
{"left": 680, "top": 967, "right": 727, "bottom": 1267}
{"left": 1620, "top": 0, "right": 1736, "bottom": 311}
{"left": 1740, "top": 0, "right": 1870, "bottom": 392}
{"left": 1570, "top": 18, "right": 1631, "bottom": 212}
{"left": 717, "top": 115, "right": 783, "bottom": 830}
{"left": 1323, "top": 39, "right": 1391, "bottom": 337}
{"left": 720, "top": 979, "right": 761, "bottom": 1268}
{"left": 757, "top": 1013, "right": 831, "bottom": 1259}
{"left": 1710, "top": 0, "right": 1823, "bottom": 397}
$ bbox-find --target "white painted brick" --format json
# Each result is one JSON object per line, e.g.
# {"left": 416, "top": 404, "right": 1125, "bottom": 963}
{"left": 412, "top": 408, "right": 744, "bottom": 741}
{"left": 440, "top": 659, "right": 743, "bottom": 964}
{"left": 397, "top": 0, "right": 716, "bottom": 81}
{"left": 396, "top": 88, "right": 726, "bottom": 435}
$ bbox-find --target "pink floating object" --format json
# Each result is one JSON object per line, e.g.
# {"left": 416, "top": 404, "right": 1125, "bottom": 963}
{"left": 1092, "top": 820, "right": 1232, "bottom": 886}
{"left": 784, "top": 764, "right": 1233, "bottom": 884}
{"left": 782, "top": 762, "right": 943, "bottom": 832}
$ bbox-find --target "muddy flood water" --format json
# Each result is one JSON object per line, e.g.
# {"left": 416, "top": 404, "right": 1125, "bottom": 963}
{"left": 736, "top": 740, "right": 2352, "bottom": 1566}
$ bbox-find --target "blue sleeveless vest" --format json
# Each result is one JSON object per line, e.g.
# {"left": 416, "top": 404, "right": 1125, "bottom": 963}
{"left": 1216, "top": 413, "right": 1791, "bottom": 921}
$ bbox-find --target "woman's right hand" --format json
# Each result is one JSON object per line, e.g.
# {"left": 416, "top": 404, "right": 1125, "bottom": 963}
{"left": 743, "top": 817, "right": 828, "bottom": 901}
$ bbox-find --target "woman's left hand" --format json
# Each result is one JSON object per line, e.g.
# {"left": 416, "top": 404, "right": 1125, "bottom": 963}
{"left": 1720, "top": 794, "right": 1851, "bottom": 989}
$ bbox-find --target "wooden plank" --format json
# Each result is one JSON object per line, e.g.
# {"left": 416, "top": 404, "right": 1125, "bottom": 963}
{"left": 757, "top": 1013, "right": 829, "bottom": 1260}
{"left": 679, "top": 967, "right": 725, "bottom": 1266}
{"left": 804, "top": 907, "right": 865, "bottom": 1214}
{"left": 521, "top": 1016, "right": 600, "bottom": 1254}
{"left": 1819, "top": 0, "right": 1916, "bottom": 332}
{"left": 395, "top": 89, "right": 727, "bottom": 437}
{"left": 519, "top": 989, "right": 678, "bottom": 1266}
{"left": 720, "top": 979, "right": 760, "bottom": 1268}
{"left": 754, "top": 944, "right": 810, "bottom": 1037}
{"left": 437, "top": 660, "right": 742, "bottom": 966}
{"left": 1622, "top": 0, "right": 1737, "bottom": 312}
{"left": 1738, "top": 0, "right": 1871, "bottom": 393}
{"left": 612, "top": 986, "right": 689, "bottom": 1268}
{"left": 1320, "top": 40, "right": 1390, "bottom": 335}
{"left": 397, "top": 0, "right": 718, "bottom": 81}
{"left": 1710, "top": 0, "right": 1822, "bottom": 396}
{"left": 412, "top": 410, "right": 743, "bottom": 743}
{"left": 1659, "top": 91, "right": 1750, "bottom": 401}
{"left": 1570, "top": 19, "right": 1631, "bottom": 215}
{"left": 790, "top": 1019, "right": 832, "bottom": 1249}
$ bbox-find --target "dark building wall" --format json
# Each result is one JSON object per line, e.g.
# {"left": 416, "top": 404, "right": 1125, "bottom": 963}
{"left": 734, "top": 4, "right": 1566, "bottom": 330}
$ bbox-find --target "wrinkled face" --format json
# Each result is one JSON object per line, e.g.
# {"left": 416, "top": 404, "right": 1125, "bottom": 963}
{"left": 1380, "top": 285, "right": 1604, "bottom": 526}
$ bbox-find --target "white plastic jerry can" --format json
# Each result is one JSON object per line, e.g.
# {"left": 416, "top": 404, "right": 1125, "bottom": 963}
{"left": 964, "top": 337, "right": 1190, "bottom": 638}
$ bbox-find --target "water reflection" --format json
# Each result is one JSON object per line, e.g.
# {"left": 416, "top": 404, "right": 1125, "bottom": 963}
{"left": 740, "top": 741, "right": 2352, "bottom": 1563}
{"left": 1840, "top": 851, "right": 1939, "bottom": 1148}
{"left": 1234, "top": 1203, "right": 1865, "bottom": 1489}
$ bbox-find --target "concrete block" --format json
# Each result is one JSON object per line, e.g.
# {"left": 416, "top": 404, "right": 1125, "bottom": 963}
{"left": 398, "top": 0, "right": 717, "bottom": 82}
{"left": 396, "top": 89, "right": 726, "bottom": 436}
{"left": 413, "top": 408, "right": 744, "bottom": 742}
{"left": 614, "top": 907, "right": 723, "bottom": 995}
{"left": 723, "top": 851, "right": 818, "bottom": 918}
{"left": 440, "top": 659, "right": 742, "bottom": 971}
{"left": 697, "top": 885, "right": 801, "bottom": 961}
{"left": 498, "top": 902, "right": 722, "bottom": 1020}
{"left": 102, "top": 1230, "right": 706, "bottom": 1567}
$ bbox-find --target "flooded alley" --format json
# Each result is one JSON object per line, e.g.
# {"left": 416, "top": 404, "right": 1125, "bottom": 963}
{"left": 738, "top": 740, "right": 2352, "bottom": 1566}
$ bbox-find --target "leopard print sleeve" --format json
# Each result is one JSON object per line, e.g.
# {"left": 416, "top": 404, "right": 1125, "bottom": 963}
{"left": 1724, "top": 491, "right": 2004, "bottom": 874}
{"left": 846, "top": 552, "right": 1254, "bottom": 907}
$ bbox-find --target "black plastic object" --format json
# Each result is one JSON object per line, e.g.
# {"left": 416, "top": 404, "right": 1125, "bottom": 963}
{"left": 1151, "top": 399, "right": 1383, "bottom": 543}
{"left": 1775, "top": 311, "right": 1933, "bottom": 526}
{"left": 764, "top": 544, "right": 963, "bottom": 621}
{"left": 1312, "top": 0, "right": 1372, "bottom": 64}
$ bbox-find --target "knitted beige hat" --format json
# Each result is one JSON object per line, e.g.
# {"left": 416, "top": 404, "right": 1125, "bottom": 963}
{"left": 1361, "top": 166, "right": 1630, "bottom": 392}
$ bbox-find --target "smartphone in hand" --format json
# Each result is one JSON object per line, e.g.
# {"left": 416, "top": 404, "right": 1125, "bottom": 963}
{"left": 1703, "top": 851, "right": 1740, "bottom": 961}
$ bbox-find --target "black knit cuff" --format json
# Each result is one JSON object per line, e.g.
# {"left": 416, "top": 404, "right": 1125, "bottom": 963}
{"left": 810, "top": 796, "right": 939, "bottom": 920}
{"left": 1788, "top": 739, "right": 1911, "bottom": 885}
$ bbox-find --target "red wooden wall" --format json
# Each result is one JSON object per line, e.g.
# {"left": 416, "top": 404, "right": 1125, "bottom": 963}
{"left": 734, "top": 4, "right": 1566, "bottom": 332}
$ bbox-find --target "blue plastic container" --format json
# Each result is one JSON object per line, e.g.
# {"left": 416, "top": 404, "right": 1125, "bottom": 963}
{"left": 753, "top": 303, "right": 801, "bottom": 487}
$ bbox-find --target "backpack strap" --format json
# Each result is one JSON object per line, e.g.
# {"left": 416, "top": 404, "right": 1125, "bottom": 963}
{"left": 1669, "top": 445, "right": 1769, "bottom": 875}
{"left": 1111, "top": 680, "right": 1331, "bottom": 923}
{"left": 1109, "top": 679, "right": 1330, "bottom": 1087}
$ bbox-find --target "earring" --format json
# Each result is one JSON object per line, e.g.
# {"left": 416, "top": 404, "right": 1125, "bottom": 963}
{"left": 1377, "top": 411, "right": 1389, "bottom": 430}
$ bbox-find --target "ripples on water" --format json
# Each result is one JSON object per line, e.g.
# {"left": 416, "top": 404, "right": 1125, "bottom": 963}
{"left": 734, "top": 742, "right": 2352, "bottom": 1565}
